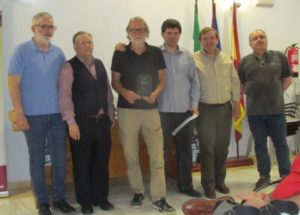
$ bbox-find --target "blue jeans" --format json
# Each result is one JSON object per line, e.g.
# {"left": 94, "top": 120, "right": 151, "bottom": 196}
{"left": 248, "top": 114, "right": 291, "bottom": 177}
{"left": 24, "top": 114, "right": 67, "bottom": 206}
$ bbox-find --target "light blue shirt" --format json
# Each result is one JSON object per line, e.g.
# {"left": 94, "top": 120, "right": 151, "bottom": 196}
{"left": 8, "top": 40, "right": 66, "bottom": 115}
{"left": 158, "top": 45, "right": 200, "bottom": 113}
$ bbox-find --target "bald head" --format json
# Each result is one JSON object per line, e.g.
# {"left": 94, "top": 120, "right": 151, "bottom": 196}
{"left": 249, "top": 29, "right": 267, "bottom": 43}
{"left": 249, "top": 29, "right": 268, "bottom": 55}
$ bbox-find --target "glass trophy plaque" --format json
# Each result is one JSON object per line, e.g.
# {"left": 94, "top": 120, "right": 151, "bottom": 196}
{"left": 136, "top": 73, "right": 152, "bottom": 97}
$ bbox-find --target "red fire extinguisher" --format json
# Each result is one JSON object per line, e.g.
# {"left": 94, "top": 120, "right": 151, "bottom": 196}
{"left": 285, "top": 43, "right": 299, "bottom": 77}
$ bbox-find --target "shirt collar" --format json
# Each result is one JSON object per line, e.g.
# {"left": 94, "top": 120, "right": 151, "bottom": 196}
{"left": 76, "top": 55, "right": 95, "bottom": 68}
{"left": 200, "top": 48, "right": 221, "bottom": 58}
{"left": 252, "top": 49, "right": 270, "bottom": 61}
{"left": 160, "top": 44, "right": 182, "bottom": 54}
{"left": 126, "top": 42, "right": 150, "bottom": 53}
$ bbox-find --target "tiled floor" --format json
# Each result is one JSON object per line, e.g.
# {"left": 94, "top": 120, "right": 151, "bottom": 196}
{"left": 0, "top": 159, "right": 291, "bottom": 215}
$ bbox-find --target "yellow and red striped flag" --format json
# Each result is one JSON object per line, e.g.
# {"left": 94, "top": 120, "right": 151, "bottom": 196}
{"left": 231, "top": 1, "right": 245, "bottom": 145}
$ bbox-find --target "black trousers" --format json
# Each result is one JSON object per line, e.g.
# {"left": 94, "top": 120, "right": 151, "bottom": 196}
{"left": 69, "top": 115, "right": 111, "bottom": 205}
{"left": 160, "top": 112, "right": 194, "bottom": 190}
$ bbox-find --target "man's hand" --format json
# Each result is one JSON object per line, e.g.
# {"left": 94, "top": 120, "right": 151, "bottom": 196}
{"left": 8, "top": 75, "right": 29, "bottom": 131}
{"left": 233, "top": 102, "right": 241, "bottom": 120}
{"left": 15, "top": 112, "right": 29, "bottom": 131}
{"left": 123, "top": 89, "right": 141, "bottom": 104}
{"left": 111, "top": 118, "right": 116, "bottom": 128}
{"left": 237, "top": 192, "right": 271, "bottom": 209}
{"left": 115, "top": 42, "right": 126, "bottom": 51}
{"left": 190, "top": 107, "right": 199, "bottom": 115}
{"left": 68, "top": 123, "right": 80, "bottom": 141}
{"left": 142, "top": 92, "right": 157, "bottom": 104}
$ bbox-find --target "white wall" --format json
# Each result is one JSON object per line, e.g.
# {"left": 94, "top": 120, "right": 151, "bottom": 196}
{"left": 2, "top": 0, "right": 300, "bottom": 182}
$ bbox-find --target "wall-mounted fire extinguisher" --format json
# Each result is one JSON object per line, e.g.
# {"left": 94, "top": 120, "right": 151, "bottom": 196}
{"left": 285, "top": 43, "right": 299, "bottom": 77}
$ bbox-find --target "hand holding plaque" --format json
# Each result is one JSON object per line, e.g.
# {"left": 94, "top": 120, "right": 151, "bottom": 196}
{"left": 142, "top": 93, "right": 157, "bottom": 104}
{"left": 123, "top": 89, "right": 141, "bottom": 104}
{"left": 136, "top": 73, "right": 152, "bottom": 97}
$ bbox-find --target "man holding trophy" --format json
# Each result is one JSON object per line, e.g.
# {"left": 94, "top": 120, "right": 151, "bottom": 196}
{"left": 111, "top": 16, "right": 175, "bottom": 213}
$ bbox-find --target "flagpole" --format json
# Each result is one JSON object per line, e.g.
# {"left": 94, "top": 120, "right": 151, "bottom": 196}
{"left": 233, "top": 1, "right": 240, "bottom": 158}
{"left": 237, "top": 138, "right": 240, "bottom": 158}
{"left": 233, "top": 0, "right": 238, "bottom": 158}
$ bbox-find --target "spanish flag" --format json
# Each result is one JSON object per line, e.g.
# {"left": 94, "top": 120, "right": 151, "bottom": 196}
{"left": 231, "top": 1, "right": 245, "bottom": 145}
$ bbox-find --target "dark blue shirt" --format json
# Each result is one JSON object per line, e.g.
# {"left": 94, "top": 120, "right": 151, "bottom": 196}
{"left": 238, "top": 50, "right": 291, "bottom": 115}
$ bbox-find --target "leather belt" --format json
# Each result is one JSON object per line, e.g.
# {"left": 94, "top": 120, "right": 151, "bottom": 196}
{"left": 79, "top": 114, "right": 107, "bottom": 121}
{"left": 199, "top": 101, "right": 230, "bottom": 106}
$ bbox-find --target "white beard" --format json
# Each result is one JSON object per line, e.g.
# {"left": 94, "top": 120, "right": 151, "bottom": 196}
{"left": 36, "top": 33, "right": 52, "bottom": 45}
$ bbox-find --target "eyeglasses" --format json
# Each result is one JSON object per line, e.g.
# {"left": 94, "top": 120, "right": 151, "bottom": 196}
{"left": 76, "top": 41, "right": 93, "bottom": 46}
{"left": 35, "top": 24, "right": 57, "bottom": 31}
{"left": 128, "top": 28, "right": 146, "bottom": 33}
{"left": 251, "top": 35, "right": 266, "bottom": 41}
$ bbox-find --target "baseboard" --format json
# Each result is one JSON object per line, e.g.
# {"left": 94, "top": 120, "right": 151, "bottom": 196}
{"left": 8, "top": 181, "right": 31, "bottom": 191}
{"left": 0, "top": 191, "right": 9, "bottom": 197}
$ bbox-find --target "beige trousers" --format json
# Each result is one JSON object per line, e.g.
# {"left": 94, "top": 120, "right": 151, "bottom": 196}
{"left": 118, "top": 108, "right": 166, "bottom": 202}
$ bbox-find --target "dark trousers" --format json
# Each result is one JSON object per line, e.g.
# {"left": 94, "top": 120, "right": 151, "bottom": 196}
{"left": 196, "top": 102, "right": 232, "bottom": 190}
{"left": 160, "top": 112, "right": 194, "bottom": 190}
{"left": 248, "top": 114, "right": 291, "bottom": 177}
{"left": 69, "top": 115, "right": 111, "bottom": 205}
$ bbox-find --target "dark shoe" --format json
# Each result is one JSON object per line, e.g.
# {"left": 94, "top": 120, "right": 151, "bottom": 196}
{"left": 152, "top": 197, "right": 176, "bottom": 213}
{"left": 38, "top": 203, "right": 52, "bottom": 215}
{"left": 280, "top": 174, "right": 288, "bottom": 179}
{"left": 205, "top": 188, "right": 217, "bottom": 199}
{"left": 255, "top": 176, "right": 270, "bottom": 190}
{"left": 53, "top": 199, "right": 76, "bottom": 213}
{"left": 215, "top": 183, "right": 230, "bottom": 194}
{"left": 97, "top": 199, "right": 114, "bottom": 211}
{"left": 81, "top": 204, "right": 93, "bottom": 214}
{"left": 130, "top": 193, "right": 144, "bottom": 208}
{"left": 179, "top": 188, "right": 202, "bottom": 197}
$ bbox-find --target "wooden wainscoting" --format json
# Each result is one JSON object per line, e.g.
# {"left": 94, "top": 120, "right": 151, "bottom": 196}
{"left": 46, "top": 121, "right": 150, "bottom": 184}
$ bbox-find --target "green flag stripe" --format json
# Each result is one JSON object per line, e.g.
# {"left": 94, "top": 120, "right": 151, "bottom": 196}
{"left": 193, "top": 0, "right": 201, "bottom": 51}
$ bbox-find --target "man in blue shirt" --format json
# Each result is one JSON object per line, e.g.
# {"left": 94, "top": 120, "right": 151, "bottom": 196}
{"left": 158, "top": 19, "right": 201, "bottom": 197}
{"left": 7, "top": 12, "right": 75, "bottom": 215}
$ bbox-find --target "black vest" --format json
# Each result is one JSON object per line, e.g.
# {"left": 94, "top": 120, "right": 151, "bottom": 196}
{"left": 69, "top": 56, "right": 108, "bottom": 115}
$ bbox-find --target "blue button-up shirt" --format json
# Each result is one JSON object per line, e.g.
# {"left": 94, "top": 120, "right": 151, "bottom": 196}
{"left": 158, "top": 45, "right": 200, "bottom": 113}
